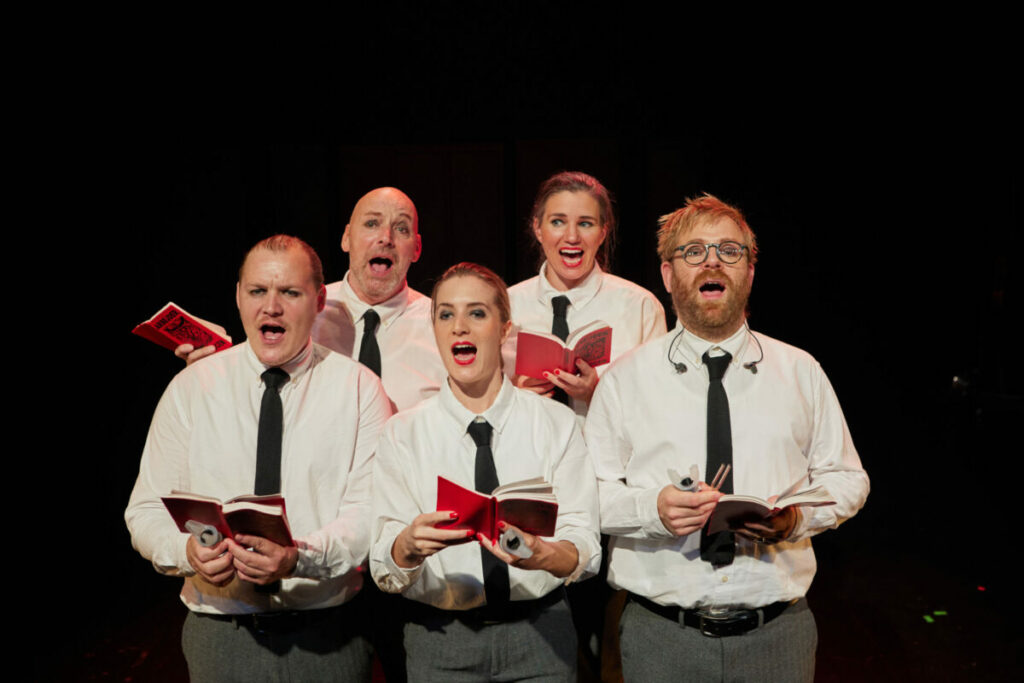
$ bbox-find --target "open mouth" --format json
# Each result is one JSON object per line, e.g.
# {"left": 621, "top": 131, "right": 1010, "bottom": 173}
{"left": 559, "top": 248, "right": 583, "bottom": 267}
{"left": 260, "top": 324, "right": 285, "bottom": 342}
{"left": 451, "top": 342, "right": 477, "bottom": 366}
{"left": 699, "top": 280, "right": 726, "bottom": 298}
{"left": 369, "top": 257, "right": 394, "bottom": 275}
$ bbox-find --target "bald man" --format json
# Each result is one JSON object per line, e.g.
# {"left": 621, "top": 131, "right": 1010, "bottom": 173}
{"left": 178, "top": 187, "right": 446, "bottom": 413}
{"left": 309, "top": 187, "right": 445, "bottom": 412}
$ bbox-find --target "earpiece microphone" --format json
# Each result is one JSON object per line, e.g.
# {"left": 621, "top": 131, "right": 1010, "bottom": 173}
{"left": 742, "top": 323, "right": 764, "bottom": 374}
{"left": 669, "top": 323, "right": 766, "bottom": 375}
{"left": 667, "top": 329, "right": 688, "bottom": 373}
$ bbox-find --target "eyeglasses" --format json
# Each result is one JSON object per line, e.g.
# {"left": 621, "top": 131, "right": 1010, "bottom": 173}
{"left": 674, "top": 241, "right": 749, "bottom": 265}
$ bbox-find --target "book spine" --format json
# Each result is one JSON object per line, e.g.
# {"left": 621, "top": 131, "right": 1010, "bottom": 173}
{"left": 489, "top": 496, "right": 498, "bottom": 543}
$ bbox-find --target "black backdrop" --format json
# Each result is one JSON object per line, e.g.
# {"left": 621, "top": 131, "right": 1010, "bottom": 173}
{"left": 38, "top": 12, "right": 1020, "bottom": 679}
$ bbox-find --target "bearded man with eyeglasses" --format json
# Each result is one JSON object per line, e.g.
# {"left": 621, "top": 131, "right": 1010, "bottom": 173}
{"left": 585, "top": 194, "right": 869, "bottom": 682}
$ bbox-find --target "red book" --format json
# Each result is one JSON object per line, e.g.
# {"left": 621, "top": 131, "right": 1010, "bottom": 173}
{"left": 515, "top": 320, "right": 612, "bottom": 379}
{"left": 435, "top": 476, "right": 558, "bottom": 544}
{"left": 161, "top": 491, "right": 294, "bottom": 547}
{"left": 133, "top": 302, "right": 232, "bottom": 353}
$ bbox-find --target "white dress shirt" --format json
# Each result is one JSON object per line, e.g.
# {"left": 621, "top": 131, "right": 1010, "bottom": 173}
{"left": 585, "top": 324, "right": 869, "bottom": 609}
{"left": 371, "top": 377, "right": 601, "bottom": 609}
{"left": 311, "top": 272, "right": 446, "bottom": 412}
{"left": 125, "top": 340, "right": 393, "bottom": 614}
{"left": 505, "top": 263, "right": 667, "bottom": 419}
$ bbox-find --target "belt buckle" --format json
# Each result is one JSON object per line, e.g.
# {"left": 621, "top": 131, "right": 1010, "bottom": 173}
{"left": 698, "top": 612, "right": 728, "bottom": 638}
{"left": 696, "top": 606, "right": 744, "bottom": 638}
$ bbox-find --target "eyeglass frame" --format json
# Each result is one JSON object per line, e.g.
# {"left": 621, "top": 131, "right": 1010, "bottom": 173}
{"left": 672, "top": 241, "right": 750, "bottom": 266}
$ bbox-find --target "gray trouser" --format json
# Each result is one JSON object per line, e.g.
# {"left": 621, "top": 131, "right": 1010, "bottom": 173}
{"left": 182, "top": 604, "right": 373, "bottom": 683}
{"left": 619, "top": 597, "right": 817, "bottom": 683}
{"left": 403, "top": 595, "right": 577, "bottom": 683}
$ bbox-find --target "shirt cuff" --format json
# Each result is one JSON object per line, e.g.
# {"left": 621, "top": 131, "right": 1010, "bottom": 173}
{"left": 787, "top": 503, "right": 832, "bottom": 542}
{"left": 292, "top": 543, "right": 323, "bottom": 580}
{"left": 639, "top": 485, "right": 676, "bottom": 539}
{"left": 376, "top": 539, "right": 425, "bottom": 593}
{"left": 557, "top": 531, "right": 599, "bottom": 584}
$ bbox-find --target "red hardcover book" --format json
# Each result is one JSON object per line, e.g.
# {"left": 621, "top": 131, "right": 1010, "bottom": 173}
{"left": 514, "top": 320, "right": 612, "bottom": 379}
{"left": 133, "top": 302, "right": 232, "bottom": 353}
{"left": 435, "top": 476, "right": 558, "bottom": 544}
{"left": 161, "top": 491, "right": 294, "bottom": 547}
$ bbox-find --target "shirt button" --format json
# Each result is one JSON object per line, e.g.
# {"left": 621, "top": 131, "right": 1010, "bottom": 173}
{"left": 721, "top": 576, "right": 729, "bottom": 583}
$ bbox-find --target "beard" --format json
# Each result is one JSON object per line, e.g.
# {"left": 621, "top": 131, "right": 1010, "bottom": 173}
{"left": 671, "top": 270, "right": 752, "bottom": 341}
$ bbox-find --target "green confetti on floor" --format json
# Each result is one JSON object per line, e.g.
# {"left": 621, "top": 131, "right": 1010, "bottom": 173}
{"left": 923, "top": 615, "right": 935, "bottom": 623}
{"left": 934, "top": 610, "right": 947, "bottom": 616}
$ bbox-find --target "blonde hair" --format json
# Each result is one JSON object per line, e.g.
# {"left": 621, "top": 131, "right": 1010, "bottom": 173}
{"left": 240, "top": 234, "right": 325, "bottom": 288}
{"left": 431, "top": 262, "right": 511, "bottom": 323}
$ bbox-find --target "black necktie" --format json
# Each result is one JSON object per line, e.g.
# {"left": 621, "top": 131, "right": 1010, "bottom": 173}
{"left": 550, "top": 295, "right": 570, "bottom": 405}
{"left": 255, "top": 368, "right": 289, "bottom": 495}
{"left": 700, "top": 351, "right": 734, "bottom": 566}
{"left": 359, "top": 309, "right": 382, "bottom": 377}
{"left": 468, "top": 419, "right": 510, "bottom": 606}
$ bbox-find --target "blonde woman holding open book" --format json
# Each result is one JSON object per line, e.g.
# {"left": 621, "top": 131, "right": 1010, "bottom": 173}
{"left": 371, "top": 263, "right": 600, "bottom": 683}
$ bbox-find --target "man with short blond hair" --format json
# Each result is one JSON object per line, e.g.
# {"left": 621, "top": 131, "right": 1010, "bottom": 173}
{"left": 127, "top": 235, "right": 391, "bottom": 682}
{"left": 586, "top": 194, "right": 869, "bottom": 681}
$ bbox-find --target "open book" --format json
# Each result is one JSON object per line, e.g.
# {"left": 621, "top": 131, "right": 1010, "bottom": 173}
{"left": 514, "top": 320, "right": 612, "bottom": 379}
{"left": 434, "top": 476, "right": 558, "bottom": 544}
{"left": 133, "top": 302, "right": 232, "bottom": 354}
{"left": 161, "top": 491, "right": 294, "bottom": 547}
{"left": 706, "top": 485, "right": 835, "bottom": 535}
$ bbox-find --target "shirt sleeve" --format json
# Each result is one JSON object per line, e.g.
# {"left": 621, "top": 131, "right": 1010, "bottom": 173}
{"left": 788, "top": 362, "right": 870, "bottom": 541}
{"left": 639, "top": 292, "right": 668, "bottom": 344}
{"left": 585, "top": 370, "right": 676, "bottom": 540}
{"left": 369, "top": 423, "right": 427, "bottom": 593}
{"left": 293, "top": 370, "right": 393, "bottom": 579}
{"left": 124, "top": 379, "right": 195, "bottom": 577}
{"left": 550, "top": 419, "right": 602, "bottom": 581}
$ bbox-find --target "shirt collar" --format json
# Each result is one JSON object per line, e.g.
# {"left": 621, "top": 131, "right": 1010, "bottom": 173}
{"left": 534, "top": 262, "right": 603, "bottom": 310}
{"left": 339, "top": 271, "right": 411, "bottom": 329}
{"left": 439, "top": 374, "right": 517, "bottom": 435}
{"left": 243, "top": 338, "right": 315, "bottom": 385}
{"left": 667, "top": 322, "right": 751, "bottom": 371}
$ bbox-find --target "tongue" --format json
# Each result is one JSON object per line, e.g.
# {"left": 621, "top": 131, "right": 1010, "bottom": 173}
{"left": 370, "top": 260, "right": 392, "bottom": 274}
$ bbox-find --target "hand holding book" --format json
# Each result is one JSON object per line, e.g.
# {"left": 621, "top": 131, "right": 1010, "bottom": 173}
{"left": 543, "top": 358, "right": 601, "bottom": 404}
{"left": 391, "top": 511, "right": 475, "bottom": 569}
{"left": 730, "top": 499, "right": 802, "bottom": 545}
{"left": 133, "top": 302, "right": 232, "bottom": 360}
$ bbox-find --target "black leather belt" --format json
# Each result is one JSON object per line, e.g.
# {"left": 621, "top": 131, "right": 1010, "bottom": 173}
{"left": 409, "top": 587, "right": 566, "bottom": 626}
{"left": 628, "top": 593, "right": 794, "bottom": 637}
{"left": 197, "top": 602, "right": 347, "bottom": 635}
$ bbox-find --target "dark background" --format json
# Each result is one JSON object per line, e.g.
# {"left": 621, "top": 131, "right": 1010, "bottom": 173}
{"left": 37, "top": 8, "right": 1019, "bottom": 681}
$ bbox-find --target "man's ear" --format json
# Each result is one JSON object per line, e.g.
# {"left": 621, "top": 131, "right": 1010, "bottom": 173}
{"left": 341, "top": 224, "right": 352, "bottom": 253}
{"left": 412, "top": 233, "right": 422, "bottom": 263}
{"left": 660, "top": 260, "right": 675, "bottom": 294}
{"left": 316, "top": 285, "right": 326, "bottom": 313}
